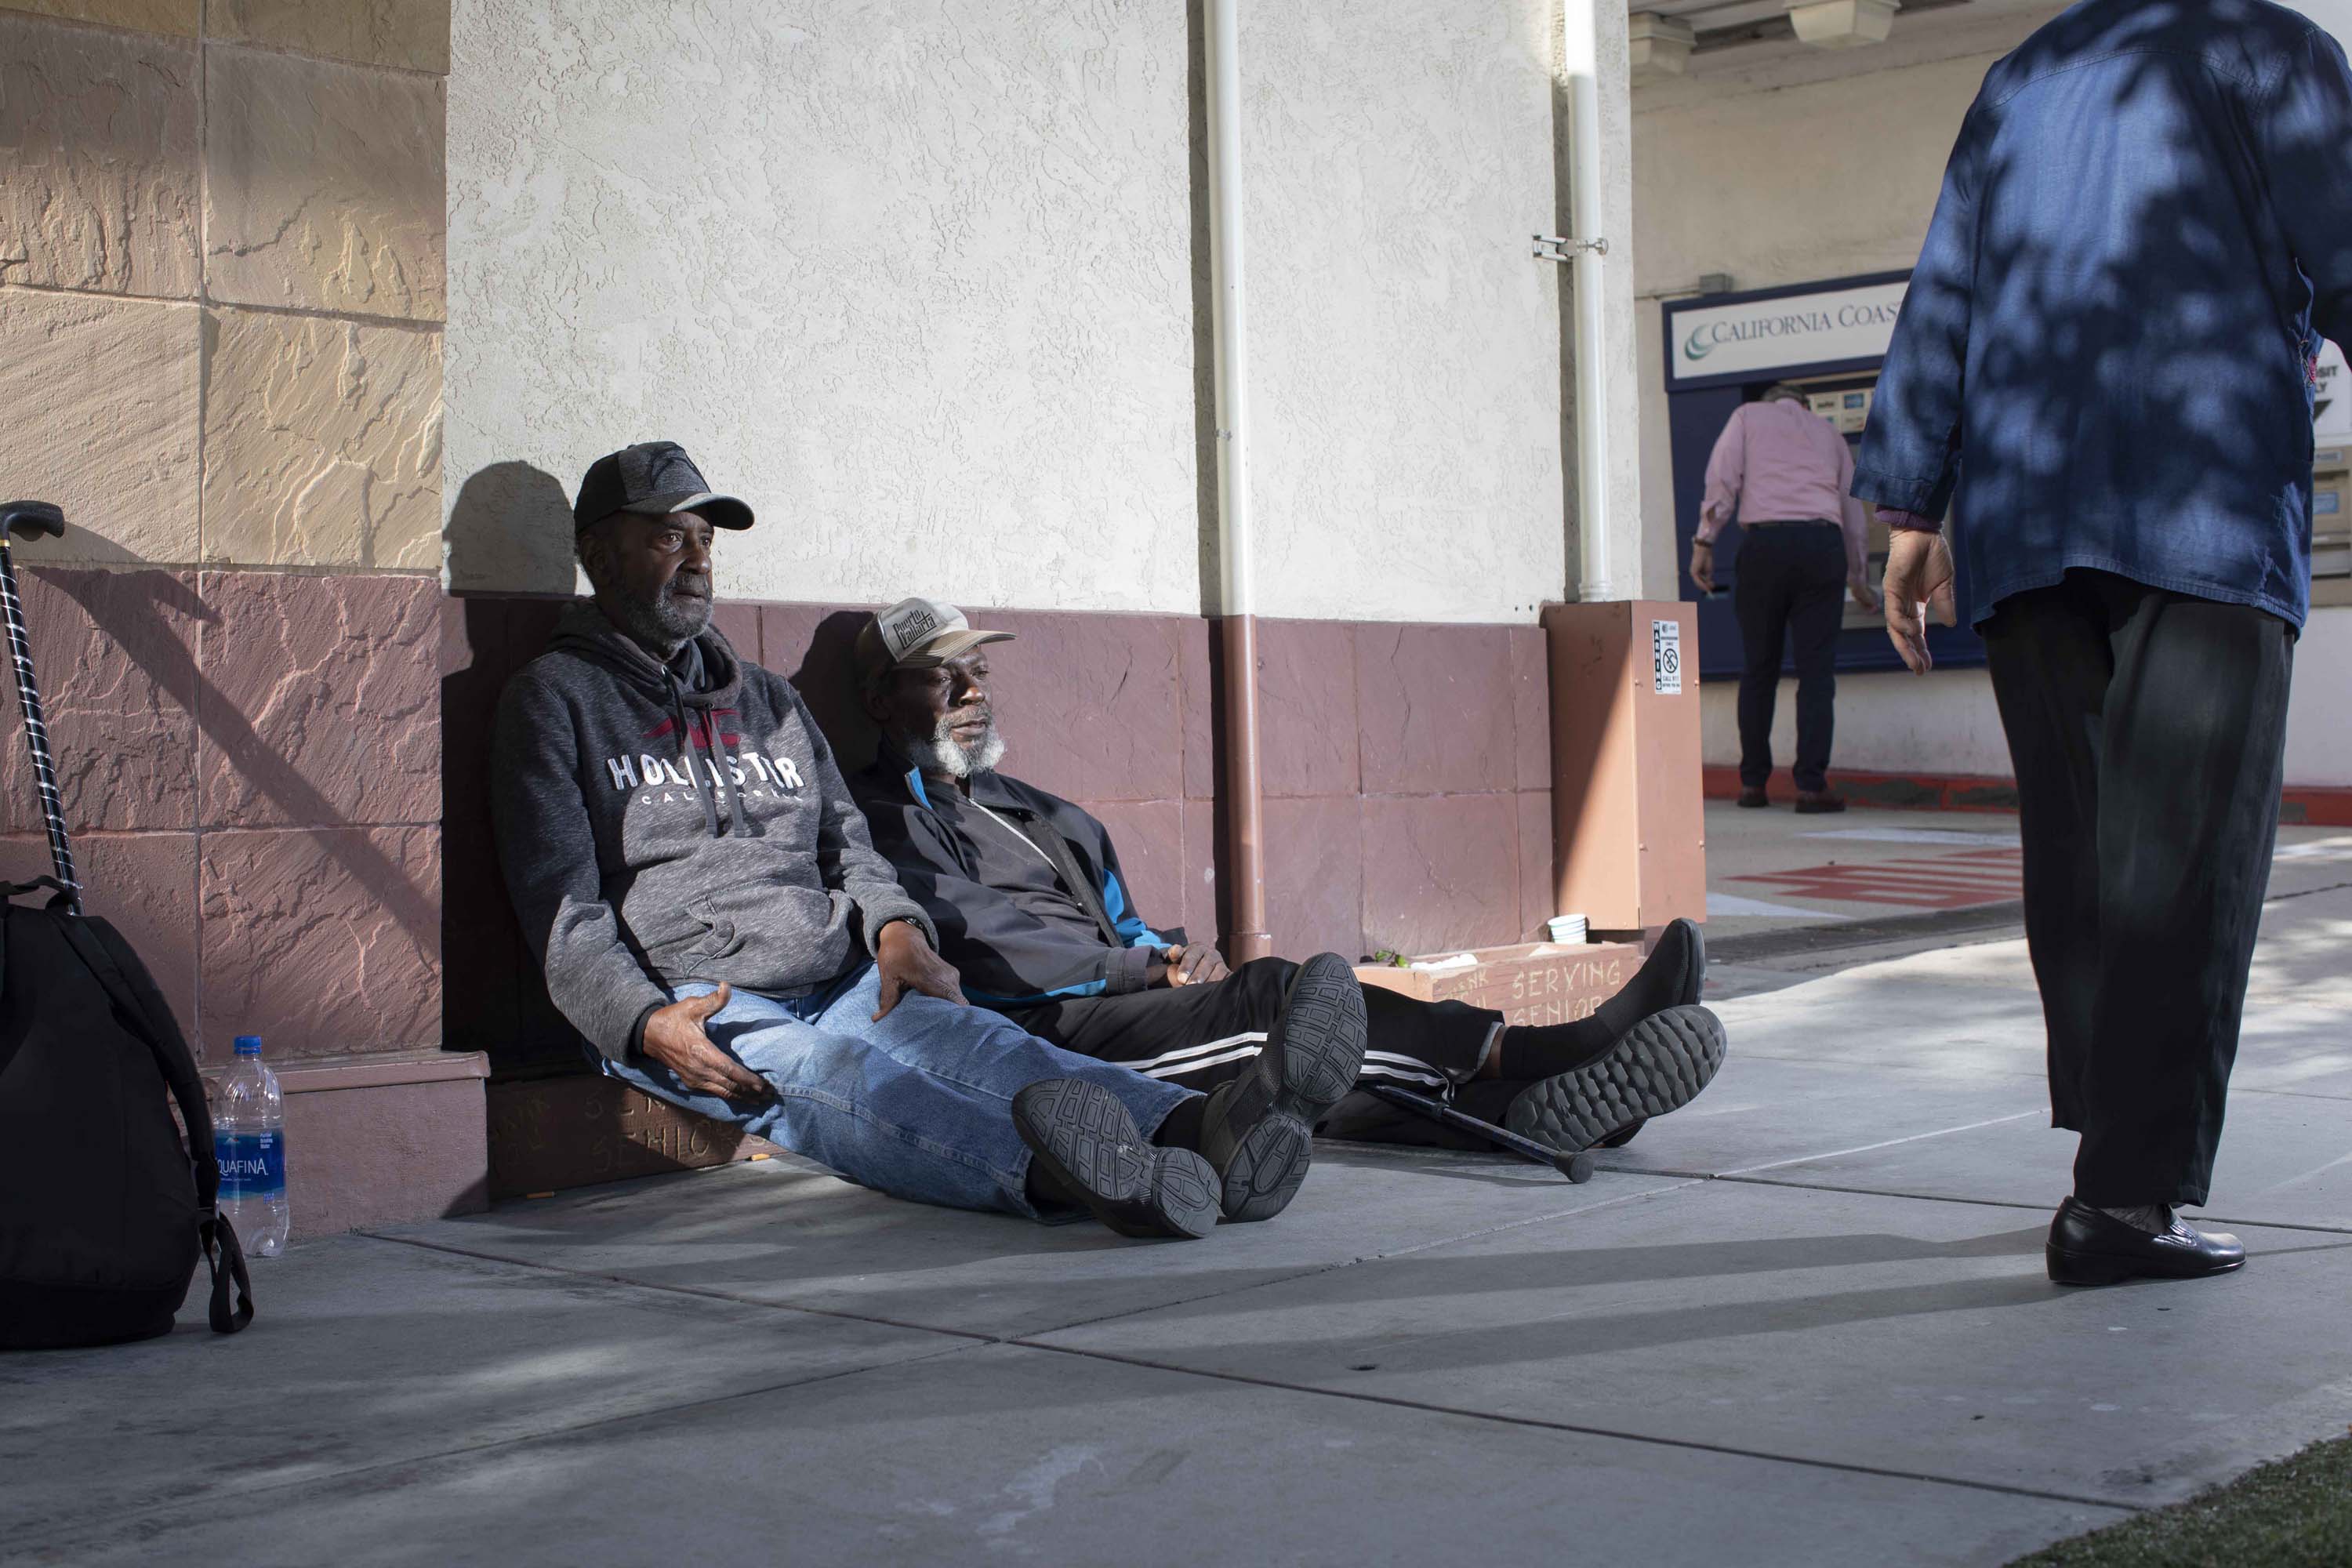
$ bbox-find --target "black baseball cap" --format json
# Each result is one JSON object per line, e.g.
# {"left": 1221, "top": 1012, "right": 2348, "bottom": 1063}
{"left": 572, "top": 441, "right": 754, "bottom": 533}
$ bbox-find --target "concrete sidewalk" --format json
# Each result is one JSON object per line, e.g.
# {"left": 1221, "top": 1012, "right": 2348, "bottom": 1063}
{"left": 11, "top": 832, "right": 2350, "bottom": 1566}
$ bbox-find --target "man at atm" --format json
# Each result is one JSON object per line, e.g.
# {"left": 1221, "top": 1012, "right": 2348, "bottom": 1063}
{"left": 1686, "top": 383, "right": 1880, "bottom": 814}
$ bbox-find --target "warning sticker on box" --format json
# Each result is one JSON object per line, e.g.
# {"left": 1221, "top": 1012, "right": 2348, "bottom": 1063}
{"left": 1652, "top": 619, "right": 1682, "bottom": 695}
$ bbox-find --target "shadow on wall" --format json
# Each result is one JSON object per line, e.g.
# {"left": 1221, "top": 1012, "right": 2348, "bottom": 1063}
{"left": 784, "top": 610, "right": 884, "bottom": 777}
{"left": 446, "top": 461, "right": 579, "bottom": 597}
{"left": 442, "top": 462, "right": 579, "bottom": 1076}
{"left": 48, "top": 572, "right": 440, "bottom": 952}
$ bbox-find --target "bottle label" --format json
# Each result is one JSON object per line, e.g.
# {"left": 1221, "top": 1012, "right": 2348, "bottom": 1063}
{"left": 216, "top": 1131, "right": 286, "bottom": 1200}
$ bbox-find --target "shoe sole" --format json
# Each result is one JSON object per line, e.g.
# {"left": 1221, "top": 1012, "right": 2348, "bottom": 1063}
{"left": 1504, "top": 1005, "right": 1726, "bottom": 1154}
{"left": 1214, "top": 953, "right": 1368, "bottom": 1223}
{"left": 1668, "top": 916, "right": 1706, "bottom": 1008}
{"left": 2045, "top": 1245, "right": 2247, "bottom": 1287}
{"left": 1014, "top": 1080, "right": 1218, "bottom": 1240}
{"left": 1598, "top": 921, "right": 1708, "bottom": 1151}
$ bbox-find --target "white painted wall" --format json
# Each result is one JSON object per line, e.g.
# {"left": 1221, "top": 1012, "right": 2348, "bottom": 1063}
{"left": 1242, "top": 0, "right": 1566, "bottom": 622}
{"left": 1637, "top": 7, "right": 2352, "bottom": 786}
{"left": 444, "top": 0, "right": 1573, "bottom": 624}
{"left": 444, "top": 0, "right": 1197, "bottom": 612}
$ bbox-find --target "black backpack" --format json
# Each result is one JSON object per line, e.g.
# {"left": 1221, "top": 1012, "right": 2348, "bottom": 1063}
{"left": 0, "top": 502, "right": 252, "bottom": 1349}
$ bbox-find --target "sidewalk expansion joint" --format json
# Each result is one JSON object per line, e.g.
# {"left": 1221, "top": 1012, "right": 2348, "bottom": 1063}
{"left": 1000, "top": 1338, "right": 2148, "bottom": 1517}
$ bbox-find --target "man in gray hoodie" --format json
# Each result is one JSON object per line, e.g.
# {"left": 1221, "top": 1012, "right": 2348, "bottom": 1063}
{"left": 491, "top": 443, "right": 1367, "bottom": 1240}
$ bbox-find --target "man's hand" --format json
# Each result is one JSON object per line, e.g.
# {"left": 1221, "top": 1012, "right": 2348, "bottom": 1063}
{"left": 1849, "top": 579, "right": 1883, "bottom": 615}
{"left": 1163, "top": 943, "right": 1230, "bottom": 988}
{"left": 640, "top": 984, "right": 770, "bottom": 1100}
{"left": 874, "top": 920, "right": 967, "bottom": 1020}
{"left": 1689, "top": 540, "right": 1718, "bottom": 594}
{"left": 1882, "top": 528, "right": 1958, "bottom": 674}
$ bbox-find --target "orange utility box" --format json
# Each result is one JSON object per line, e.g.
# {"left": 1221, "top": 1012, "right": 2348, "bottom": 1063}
{"left": 1541, "top": 601, "right": 1706, "bottom": 932}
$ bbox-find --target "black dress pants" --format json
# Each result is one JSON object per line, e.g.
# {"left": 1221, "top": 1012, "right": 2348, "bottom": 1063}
{"left": 1008, "top": 957, "right": 1500, "bottom": 1094}
{"left": 1733, "top": 522, "right": 1848, "bottom": 793}
{"left": 1982, "top": 569, "right": 2294, "bottom": 1208}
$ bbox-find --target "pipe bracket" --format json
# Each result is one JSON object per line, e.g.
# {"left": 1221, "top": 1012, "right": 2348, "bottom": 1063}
{"left": 1534, "top": 234, "right": 1608, "bottom": 263}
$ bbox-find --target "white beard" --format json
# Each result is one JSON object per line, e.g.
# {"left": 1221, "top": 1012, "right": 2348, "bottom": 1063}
{"left": 902, "top": 714, "right": 1006, "bottom": 779}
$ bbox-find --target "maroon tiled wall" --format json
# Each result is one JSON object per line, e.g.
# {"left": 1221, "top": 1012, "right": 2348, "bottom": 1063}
{"left": 0, "top": 566, "right": 442, "bottom": 1065}
{"left": 444, "top": 593, "right": 1553, "bottom": 1077}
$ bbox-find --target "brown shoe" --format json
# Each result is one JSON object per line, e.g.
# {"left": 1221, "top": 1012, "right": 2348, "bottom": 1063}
{"left": 1736, "top": 786, "right": 1771, "bottom": 808}
{"left": 1793, "top": 790, "right": 1846, "bottom": 815}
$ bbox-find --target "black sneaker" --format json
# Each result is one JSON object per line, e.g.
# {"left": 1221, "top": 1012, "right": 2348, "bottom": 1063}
{"left": 1196, "top": 953, "right": 1367, "bottom": 1222}
{"left": 1013, "top": 1080, "right": 1219, "bottom": 1240}
{"left": 1504, "top": 1004, "right": 1726, "bottom": 1154}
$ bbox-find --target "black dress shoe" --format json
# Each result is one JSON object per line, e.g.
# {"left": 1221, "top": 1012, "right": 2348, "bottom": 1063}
{"left": 2046, "top": 1196, "right": 2245, "bottom": 1287}
{"left": 1793, "top": 789, "right": 1847, "bottom": 815}
{"left": 1736, "top": 786, "right": 1771, "bottom": 808}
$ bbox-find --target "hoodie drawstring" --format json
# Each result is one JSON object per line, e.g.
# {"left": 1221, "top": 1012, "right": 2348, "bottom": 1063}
{"left": 668, "top": 672, "right": 726, "bottom": 840}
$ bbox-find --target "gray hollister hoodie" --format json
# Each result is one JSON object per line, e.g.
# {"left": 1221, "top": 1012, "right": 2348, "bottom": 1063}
{"left": 490, "top": 602, "right": 935, "bottom": 1061}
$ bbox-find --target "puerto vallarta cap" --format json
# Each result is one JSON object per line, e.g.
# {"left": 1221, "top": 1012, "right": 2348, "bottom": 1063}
{"left": 572, "top": 441, "right": 754, "bottom": 534}
{"left": 857, "top": 597, "right": 1016, "bottom": 677}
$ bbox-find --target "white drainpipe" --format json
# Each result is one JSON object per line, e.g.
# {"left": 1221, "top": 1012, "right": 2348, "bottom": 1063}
{"left": 1563, "top": 0, "right": 1615, "bottom": 602}
{"left": 1205, "top": 0, "right": 1271, "bottom": 960}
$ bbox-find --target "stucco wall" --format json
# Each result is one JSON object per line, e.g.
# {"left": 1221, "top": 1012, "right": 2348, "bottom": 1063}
{"left": 1240, "top": 0, "right": 1565, "bottom": 621}
{"left": 445, "top": 0, "right": 1572, "bottom": 624}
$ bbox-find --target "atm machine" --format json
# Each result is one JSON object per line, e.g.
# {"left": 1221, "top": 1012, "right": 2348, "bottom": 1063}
{"left": 1662, "top": 271, "right": 1984, "bottom": 680}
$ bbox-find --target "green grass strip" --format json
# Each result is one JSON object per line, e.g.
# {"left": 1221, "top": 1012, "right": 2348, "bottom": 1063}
{"left": 2014, "top": 1432, "right": 2352, "bottom": 1567}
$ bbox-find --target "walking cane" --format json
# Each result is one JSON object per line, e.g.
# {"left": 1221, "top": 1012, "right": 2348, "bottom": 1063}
{"left": 1366, "top": 1083, "right": 1598, "bottom": 1184}
{"left": 0, "top": 501, "right": 78, "bottom": 916}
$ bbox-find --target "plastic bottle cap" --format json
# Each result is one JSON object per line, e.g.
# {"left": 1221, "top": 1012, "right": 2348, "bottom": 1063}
{"left": 234, "top": 1035, "right": 263, "bottom": 1057}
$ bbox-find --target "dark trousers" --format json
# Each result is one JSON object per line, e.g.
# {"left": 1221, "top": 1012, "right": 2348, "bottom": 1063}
{"left": 1982, "top": 570, "right": 2294, "bottom": 1208}
{"left": 1008, "top": 957, "right": 1500, "bottom": 1094}
{"left": 1733, "top": 522, "right": 1847, "bottom": 792}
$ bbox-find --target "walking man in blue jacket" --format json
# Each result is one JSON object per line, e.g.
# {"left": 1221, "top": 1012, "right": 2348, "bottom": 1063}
{"left": 1859, "top": 1, "right": 2352, "bottom": 1285}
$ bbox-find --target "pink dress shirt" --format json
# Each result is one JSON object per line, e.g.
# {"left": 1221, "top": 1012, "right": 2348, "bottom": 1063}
{"left": 1697, "top": 397, "right": 1872, "bottom": 591}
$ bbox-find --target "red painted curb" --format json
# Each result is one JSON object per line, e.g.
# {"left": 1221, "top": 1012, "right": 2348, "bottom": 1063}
{"left": 1703, "top": 766, "right": 2352, "bottom": 826}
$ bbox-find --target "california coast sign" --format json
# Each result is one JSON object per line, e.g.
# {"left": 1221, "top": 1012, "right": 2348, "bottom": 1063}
{"left": 1668, "top": 278, "right": 1910, "bottom": 387}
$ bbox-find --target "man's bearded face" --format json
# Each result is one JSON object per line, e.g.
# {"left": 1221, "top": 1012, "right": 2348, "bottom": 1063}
{"left": 583, "top": 510, "right": 716, "bottom": 652}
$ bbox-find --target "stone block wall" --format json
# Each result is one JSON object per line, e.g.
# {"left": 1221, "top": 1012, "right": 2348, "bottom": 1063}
{"left": 446, "top": 593, "right": 1553, "bottom": 1080}
{"left": 0, "top": 0, "right": 479, "bottom": 1236}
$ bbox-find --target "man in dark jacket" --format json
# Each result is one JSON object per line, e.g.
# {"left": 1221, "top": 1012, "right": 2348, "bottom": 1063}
{"left": 849, "top": 599, "right": 1726, "bottom": 1156}
{"left": 492, "top": 445, "right": 1364, "bottom": 1241}
{"left": 1860, "top": 2, "right": 2352, "bottom": 1284}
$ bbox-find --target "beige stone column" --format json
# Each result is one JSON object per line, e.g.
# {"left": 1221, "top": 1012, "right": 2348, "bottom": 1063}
{"left": 0, "top": 0, "right": 481, "bottom": 1238}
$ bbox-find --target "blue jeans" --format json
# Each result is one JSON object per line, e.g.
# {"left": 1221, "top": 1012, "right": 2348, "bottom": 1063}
{"left": 597, "top": 964, "right": 1194, "bottom": 1218}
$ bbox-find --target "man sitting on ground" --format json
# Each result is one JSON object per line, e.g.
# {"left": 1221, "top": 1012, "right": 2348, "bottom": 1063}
{"left": 491, "top": 446, "right": 1368, "bottom": 1242}
{"left": 848, "top": 598, "right": 1726, "bottom": 1153}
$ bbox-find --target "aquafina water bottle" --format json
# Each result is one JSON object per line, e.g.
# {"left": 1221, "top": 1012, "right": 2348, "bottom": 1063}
{"left": 213, "top": 1035, "right": 289, "bottom": 1256}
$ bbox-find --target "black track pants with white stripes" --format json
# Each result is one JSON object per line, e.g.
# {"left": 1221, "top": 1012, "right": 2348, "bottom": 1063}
{"left": 1005, "top": 956, "right": 1499, "bottom": 1094}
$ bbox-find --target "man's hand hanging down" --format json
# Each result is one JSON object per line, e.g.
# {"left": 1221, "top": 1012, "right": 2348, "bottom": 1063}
{"left": 1163, "top": 944, "right": 1231, "bottom": 987}
{"left": 1883, "top": 528, "right": 1959, "bottom": 673}
{"left": 874, "top": 920, "right": 967, "bottom": 1020}
{"left": 639, "top": 984, "right": 770, "bottom": 1100}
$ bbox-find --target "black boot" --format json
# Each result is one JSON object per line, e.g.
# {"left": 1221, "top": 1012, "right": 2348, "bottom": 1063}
{"left": 1504, "top": 1005, "right": 1726, "bottom": 1155}
{"left": 1195, "top": 953, "right": 1367, "bottom": 1222}
{"left": 1014, "top": 1080, "right": 1219, "bottom": 1240}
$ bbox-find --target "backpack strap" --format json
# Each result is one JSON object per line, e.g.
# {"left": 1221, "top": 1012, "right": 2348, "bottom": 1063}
{"left": 53, "top": 910, "right": 253, "bottom": 1334}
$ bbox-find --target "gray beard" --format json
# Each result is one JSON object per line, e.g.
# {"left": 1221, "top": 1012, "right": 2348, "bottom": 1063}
{"left": 601, "top": 580, "right": 712, "bottom": 658}
{"left": 902, "top": 715, "right": 1006, "bottom": 779}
